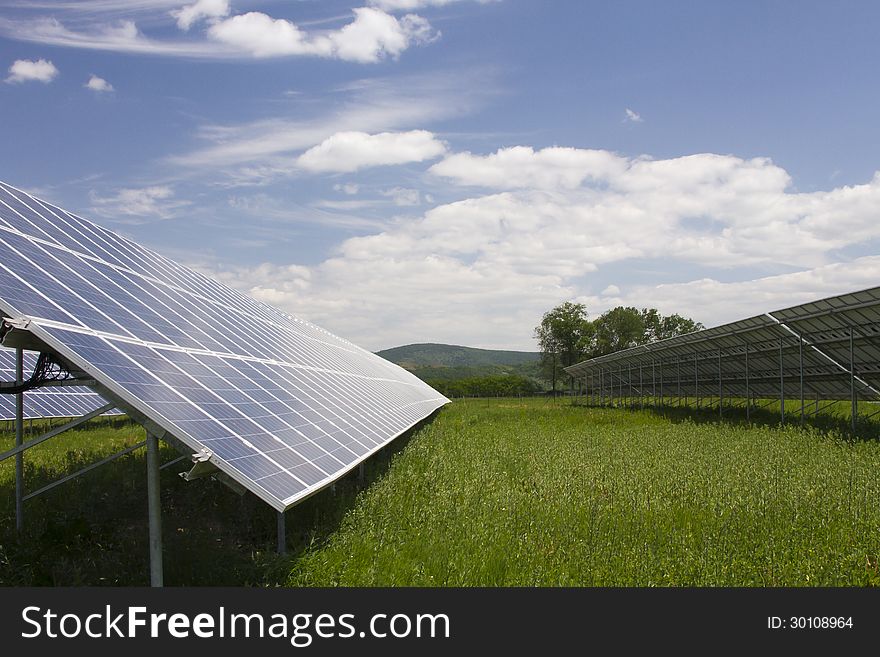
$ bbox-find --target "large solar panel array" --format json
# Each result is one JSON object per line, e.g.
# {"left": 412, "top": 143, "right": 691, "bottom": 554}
{"left": 0, "top": 346, "right": 121, "bottom": 420}
{"left": 0, "top": 180, "right": 449, "bottom": 511}
{"left": 565, "top": 287, "right": 880, "bottom": 404}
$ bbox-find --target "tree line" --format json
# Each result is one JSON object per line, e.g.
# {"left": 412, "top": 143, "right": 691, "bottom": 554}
{"left": 534, "top": 302, "right": 704, "bottom": 391}
{"left": 428, "top": 374, "right": 543, "bottom": 398}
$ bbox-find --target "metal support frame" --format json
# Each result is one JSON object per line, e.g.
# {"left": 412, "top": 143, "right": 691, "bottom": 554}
{"left": 277, "top": 511, "right": 287, "bottom": 555}
{"left": 0, "top": 362, "right": 175, "bottom": 585}
{"left": 677, "top": 359, "right": 682, "bottom": 406}
{"left": 659, "top": 359, "right": 664, "bottom": 404}
{"left": 628, "top": 364, "right": 633, "bottom": 409}
{"left": 23, "top": 440, "right": 146, "bottom": 501}
{"left": 799, "top": 335, "right": 805, "bottom": 425}
{"left": 850, "top": 329, "right": 857, "bottom": 433}
{"left": 15, "top": 347, "right": 23, "bottom": 532}
{"left": 639, "top": 364, "right": 644, "bottom": 410}
{"left": 744, "top": 343, "right": 751, "bottom": 424}
{"left": 779, "top": 339, "right": 785, "bottom": 424}
{"left": 0, "top": 402, "right": 116, "bottom": 462}
{"left": 146, "top": 432, "right": 163, "bottom": 587}
{"left": 805, "top": 398, "right": 840, "bottom": 418}
{"left": 568, "top": 324, "right": 880, "bottom": 436}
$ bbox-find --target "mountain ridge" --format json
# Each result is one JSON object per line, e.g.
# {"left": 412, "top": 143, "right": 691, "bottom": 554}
{"left": 376, "top": 342, "right": 539, "bottom": 368}
{"left": 375, "top": 342, "right": 542, "bottom": 387}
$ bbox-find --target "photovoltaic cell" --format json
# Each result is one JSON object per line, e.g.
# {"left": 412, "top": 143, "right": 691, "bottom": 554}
{"left": 0, "top": 180, "right": 448, "bottom": 510}
{"left": 565, "top": 287, "right": 880, "bottom": 403}
{"left": 0, "top": 347, "right": 121, "bottom": 420}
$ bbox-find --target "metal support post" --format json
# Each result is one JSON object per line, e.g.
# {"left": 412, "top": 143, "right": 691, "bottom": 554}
{"left": 718, "top": 349, "right": 722, "bottom": 418}
{"left": 850, "top": 329, "right": 857, "bottom": 433}
{"left": 677, "top": 359, "right": 681, "bottom": 406}
{"left": 639, "top": 364, "right": 644, "bottom": 410}
{"left": 659, "top": 360, "right": 663, "bottom": 405}
{"left": 15, "top": 347, "right": 24, "bottom": 533}
{"left": 779, "top": 339, "right": 785, "bottom": 424}
{"left": 277, "top": 511, "right": 287, "bottom": 555}
{"left": 627, "top": 365, "right": 632, "bottom": 409}
{"left": 358, "top": 462, "right": 365, "bottom": 481}
{"left": 146, "top": 432, "right": 163, "bottom": 587}
{"left": 693, "top": 353, "right": 698, "bottom": 409}
{"left": 745, "top": 343, "right": 750, "bottom": 424}
{"left": 799, "top": 335, "right": 805, "bottom": 425}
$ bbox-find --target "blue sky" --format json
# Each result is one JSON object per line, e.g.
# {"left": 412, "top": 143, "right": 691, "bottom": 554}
{"left": 2, "top": 0, "right": 880, "bottom": 350}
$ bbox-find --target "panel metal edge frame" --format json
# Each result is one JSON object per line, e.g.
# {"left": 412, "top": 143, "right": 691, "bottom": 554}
{"left": 10, "top": 321, "right": 293, "bottom": 512}
{"left": 277, "top": 399, "right": 449, "bottom": 511}
{"left": 15, "top": 320, "right": 451, "bottom": 513}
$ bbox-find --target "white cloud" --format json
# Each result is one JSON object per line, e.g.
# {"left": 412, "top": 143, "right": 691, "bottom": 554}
{"left": 0, "top": 17, "right": 221, "bottom": 57}
{"left": 430, "top": 146, "right": 628, "bottom": 189}
{"left": 204, "top": 146, "right": 880, "bottom": 350}
{"left": 5, "top": 58, "right": 58, "bottom": 84}
{"left": 334, "top": 183, "right": 361, "bottom": 195}
{"left": 89, "top": 186, "right": 188, "bottom": 221}
{"left": 611, "top": 257, "right": 880, "bottom": 328}
{"left": 297, "top": 130, "right": 447, "bottom": 173}
{"left": 370, "top": 0, "right": 495, "bottom": 10}
{"left": 171, "top": 0, "right": 229, "bottom": 31}
{"left": 207, "top": 7, "right": 437, "bottom": 62}
{"left": 206, "top": 11, "right": 329, "bottom": 58}
{"left": 381, "top": 187, "right": 421, "bottom": 206}
{"left": 228, "top": 193, "right": 386, "bottom": 230}
{"left": 13, "top": 2, "right": 196, "bottom": 15}
{"left": 624, "top": 108, "right": 643, "bottom": 123}
{"left": 84, "top": 74, "right": 114, "bottom": 92}
{"left": 0, "top": 7, "right": 438, "bottom": 62}
{"left": 167, "top": 71, "right": 491, "bottom": 173}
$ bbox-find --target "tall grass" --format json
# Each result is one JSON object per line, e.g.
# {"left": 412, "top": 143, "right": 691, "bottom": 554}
{"left": 2, "top": 399, "right": 879, "bottom": 586}
{"left": 289, "top": 399, "right": 880, "bottom": 586}
{"left": 0, "top": 416, "right": 381, "bottom": 586}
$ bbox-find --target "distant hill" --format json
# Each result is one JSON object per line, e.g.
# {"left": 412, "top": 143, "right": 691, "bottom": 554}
{"left": 376, "top": 343, "right": 539, "bottom": 368}
{"left": 376, "top": 343, "right": 543, "bottom": 386}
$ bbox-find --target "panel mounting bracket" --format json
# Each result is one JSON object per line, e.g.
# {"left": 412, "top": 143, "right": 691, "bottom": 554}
{"left": 179, "top": 450, "right": 247, "bottom": 495}
{"left": 1, "top": 318, "right": 46, "bottom": 352}
{"left": 180, "top": 449, "right": 216, "bottom": 481}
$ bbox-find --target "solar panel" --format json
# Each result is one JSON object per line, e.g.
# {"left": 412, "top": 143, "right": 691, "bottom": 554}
{"left": 0, "top": 180, "right": 449, "bottom": 511}
{"left": 0, "top": 346, "right": 121, "bottom": 420}
{"left": 565, "top": 286, "right": 880, "bottom": 404}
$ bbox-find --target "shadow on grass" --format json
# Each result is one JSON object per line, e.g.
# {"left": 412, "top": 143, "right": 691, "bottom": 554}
{"left": 0, "top": 409, "right": 443, "bottom": 586}
{"left": 572, "top": 397, "right": 880, "bottom": 441}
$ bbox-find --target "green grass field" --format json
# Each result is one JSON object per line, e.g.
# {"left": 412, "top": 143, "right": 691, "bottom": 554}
{"left": 2, "top": 399, "right": 880, "bottom": 586}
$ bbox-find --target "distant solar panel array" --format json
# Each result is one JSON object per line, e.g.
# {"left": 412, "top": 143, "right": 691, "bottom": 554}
{"left": 565, "top": 287, "right": 880, "bottom": 416}
{"left": 0, "top": 347, "right": 121, "bottom": 420}
{"left": 0, "top": 180, "right": 449, "bottom": 511}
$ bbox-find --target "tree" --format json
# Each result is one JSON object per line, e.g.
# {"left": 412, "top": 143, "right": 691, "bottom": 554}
{"left": 591, "top": 306, "right": 704, "bottom": 357}
{"left": 535, "top": 302, "right": 703, "bottom": 391}
{"left": 643, "top": 310, "right": 703, "bottom": 341}
{"left": 592, "top": 306, "right": 645, "bottom": 356}
{"left": 533, "top": 302, "right": 593, "bottom": 391}
{"left": 428, "top": 374, "right": 542, "bottom": 398}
